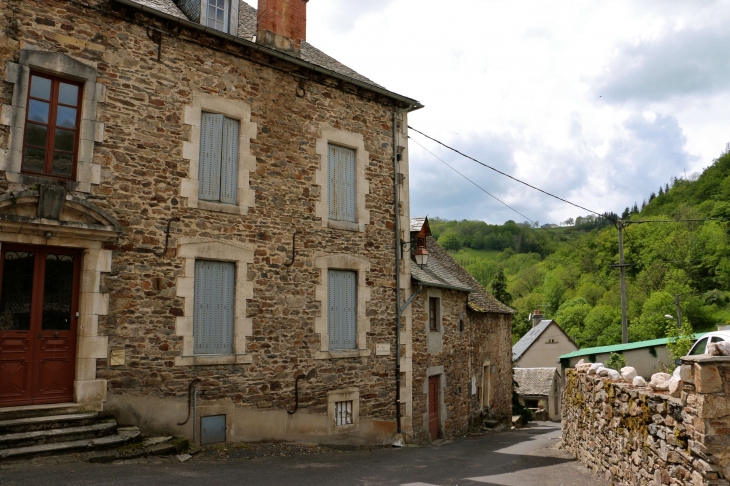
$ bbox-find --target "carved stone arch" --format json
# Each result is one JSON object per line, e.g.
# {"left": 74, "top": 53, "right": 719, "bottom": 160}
{"left": 0, "top": 191, "right": 122, "bottom": 241}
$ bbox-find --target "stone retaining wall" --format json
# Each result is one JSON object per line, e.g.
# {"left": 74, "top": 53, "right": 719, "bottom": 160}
{"left": 562, "top": 356, "right": 730, "bottom": 486}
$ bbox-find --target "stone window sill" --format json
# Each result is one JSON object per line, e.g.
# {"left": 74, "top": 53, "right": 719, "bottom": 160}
{"left": 315, "top": 349, "right": 371, "bottom": 360}
{"left": 197, "top": 200, "right": 244, "bottom": 215}
{"left": 327, "top": 219, "right": 362, "bottom": 232}
{"left": 174, "top": 354, "right": 253, "bottom": 366}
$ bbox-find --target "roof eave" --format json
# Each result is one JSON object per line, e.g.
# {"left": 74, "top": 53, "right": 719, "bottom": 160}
{"left": 411, "top": 276, "right": 473, "bottom": 293}
{"left": 112, "top": 0, "right": 424, "bottom": 111}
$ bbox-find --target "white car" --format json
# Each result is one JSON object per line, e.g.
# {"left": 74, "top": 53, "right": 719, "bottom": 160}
{"left": 687, "top": 331, "right": 730, "bottom": 356}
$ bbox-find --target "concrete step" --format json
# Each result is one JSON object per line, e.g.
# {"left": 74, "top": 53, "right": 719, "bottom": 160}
{"left": 0, "top": 403, "right": 87, "bottom": 422}
{"left": 0, "top": 427, "right": 141, "bottom": 461}
{"left": 0, "top": 420, "right": 117, "bottom": 450}
{"left": 0, "top": 413, "right": 98, "bottom": 434}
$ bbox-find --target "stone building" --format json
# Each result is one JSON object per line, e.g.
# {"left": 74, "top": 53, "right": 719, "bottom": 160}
{"left": 512, "top": 313, "right": 578, "bottom": 369}
{"left": 406, "top": 218, "right": 514, "bottom": 441}
{"left": 513, "top": 367, "right": 560, "bottom": 421}
{"left": 0, "top": 0, "right": 431, "bottom": 446}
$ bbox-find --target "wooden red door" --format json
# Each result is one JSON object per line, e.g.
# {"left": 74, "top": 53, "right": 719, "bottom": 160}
{"left": 428, "top": 375, "right": 439, "bottom": 440}
{"left": 0, "top": 245, "right": 80, "bottom": 407}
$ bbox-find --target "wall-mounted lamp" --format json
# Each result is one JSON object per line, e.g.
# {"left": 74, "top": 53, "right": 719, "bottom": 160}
{"left": 400, "top": 238, "right": 429, "bottom": 269}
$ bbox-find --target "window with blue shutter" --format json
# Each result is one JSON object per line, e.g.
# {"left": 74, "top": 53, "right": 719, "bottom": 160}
{"left": 328, "top": 270, "right": 357, "bottom": 349}
{"left": 328, "top": 145, "right": 356, "bottom": 222}
{"left": 199, "top": 112, "right": 239, "bottom": 204}
{"left": 194, "top": 260, "right": 235, "bottom": 355}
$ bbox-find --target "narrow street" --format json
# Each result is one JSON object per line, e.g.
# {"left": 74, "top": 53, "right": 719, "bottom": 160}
{"left": 0, "top": 423, "right": 607, "bottom": 486}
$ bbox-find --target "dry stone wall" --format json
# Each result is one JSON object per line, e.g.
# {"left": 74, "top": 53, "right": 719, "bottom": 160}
{"left": 563, "top": 356, "right": 730, "bottom": 486}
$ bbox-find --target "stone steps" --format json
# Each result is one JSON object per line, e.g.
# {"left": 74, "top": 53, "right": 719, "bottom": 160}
{"left": 0, "top": 426, "right": 141, "bottom": 460}
{"left": 0, "top": 412, "right": 99, "bottom": 434}
{"left": 0, "top": 403, "right": 87, "bottom": 422}
{"left": 0, "top": 420, "right": 117, "bottom": 450}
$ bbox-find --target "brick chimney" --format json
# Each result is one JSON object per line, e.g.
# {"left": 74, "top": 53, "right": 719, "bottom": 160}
{"left": 531, "top": 310, "right": 543, "bottom": 328}
{"left": 257, "top": 0, "right": 308, "bottom": 57}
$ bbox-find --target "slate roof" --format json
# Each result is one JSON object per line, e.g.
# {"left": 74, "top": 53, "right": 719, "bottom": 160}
{"left": 514, "top": 368, "right": 557, "bottom": 397}
{"left": 411, "top": 236, "right": 515, "bottom": 315}
{"left": 132, "top": 0, "right": 380, "bottom": 87}
{"left": 512, "top": 319, "right": 554, "bottom": 362}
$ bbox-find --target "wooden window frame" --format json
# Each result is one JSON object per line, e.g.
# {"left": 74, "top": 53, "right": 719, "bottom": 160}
{"left": 22, "top": 72, "right": 83, "bottom": 180}
{"left": 429, "top": 297, "right": 439, "bottom": 332}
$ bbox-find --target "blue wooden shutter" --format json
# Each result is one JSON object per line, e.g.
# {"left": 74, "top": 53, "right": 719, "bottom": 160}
{"left": 328, "top": 145, "right": 356, "bottom": 222}
{"left": 220, "top": 117, "right": 239, "bottom": 205}
{"left": 328, "top": 270, "right": 357, "bottom": 349}
{"left": 199, "top": 113, "right": 223, "bottom": 201}
{"left": 194, "top": 260, "right": 234, "bottom": 355}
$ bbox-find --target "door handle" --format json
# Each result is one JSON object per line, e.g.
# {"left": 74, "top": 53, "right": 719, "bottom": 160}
{"left": 54, "top": 331, "right": 59, "bottom": 338}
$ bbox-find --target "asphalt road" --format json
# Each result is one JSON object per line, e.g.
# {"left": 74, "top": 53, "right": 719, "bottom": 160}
{"left": 0, "top": 422, "right": 607, "bottom": 486}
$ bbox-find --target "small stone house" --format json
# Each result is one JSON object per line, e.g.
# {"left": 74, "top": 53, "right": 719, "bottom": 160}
{"left": 512, "top": 313, "right": 578, "bottom": 369}
{"left": 406, "top": 218, "right": 514, "bottom": 441}
{"left": 0, "top": 0, "right": 431, "bottom": 446}
{"left": 513, "top": 367, "right": 560, "bottom": 421}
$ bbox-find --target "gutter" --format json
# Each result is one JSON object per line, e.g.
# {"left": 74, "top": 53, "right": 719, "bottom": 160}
{"left": 113, "top": 0, "right": 424, "bottom": 109}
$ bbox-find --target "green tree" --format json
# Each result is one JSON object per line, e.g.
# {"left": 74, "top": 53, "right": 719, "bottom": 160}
{"left": 438, "top": 231, "right": 462, "bottom": 251}
{"left": 490, "top": 268, "right": 512, "bottom": 306}
{"left": 666, "top": 320, "right": 695, "bottom": 365}
{"left": 554, "top": 297, "right": 592, "bottom": 341}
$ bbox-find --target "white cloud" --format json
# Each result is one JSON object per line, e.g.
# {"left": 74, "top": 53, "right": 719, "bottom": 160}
{"left": 243, "top": 0, "right": 730, "bottom": 224}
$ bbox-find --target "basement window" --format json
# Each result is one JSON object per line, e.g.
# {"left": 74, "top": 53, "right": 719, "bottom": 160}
{"left": 334, "top": 401, "right": 353, "bottom": 426}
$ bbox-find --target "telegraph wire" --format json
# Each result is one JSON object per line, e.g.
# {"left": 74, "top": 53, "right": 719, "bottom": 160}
{"left": 409, "top": 136, "right": 598, "bottom": 261}
{"left": 408, "top": 126, "right": 610, "bottom": 219}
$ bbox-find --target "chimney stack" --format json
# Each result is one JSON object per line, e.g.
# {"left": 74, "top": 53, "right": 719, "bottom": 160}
{"left": 531, "top": 310, "right": 543, "bottom": 328}
{"left": 257, "top": 0, "right": 308, "bottom": 57}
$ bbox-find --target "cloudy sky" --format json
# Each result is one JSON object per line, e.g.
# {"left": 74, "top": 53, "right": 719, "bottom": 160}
{"left": 248, "top": 0, "right": 730, "bottom": 225}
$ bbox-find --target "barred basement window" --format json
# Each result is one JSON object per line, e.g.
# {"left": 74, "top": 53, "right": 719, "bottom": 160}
{"left": 334, "top": 400, "right": 353, "bottom": 426}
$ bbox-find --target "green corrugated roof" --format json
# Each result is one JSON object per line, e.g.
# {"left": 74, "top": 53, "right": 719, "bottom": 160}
{"left": 558, "top": 333, "right": 708, "bottom": 360}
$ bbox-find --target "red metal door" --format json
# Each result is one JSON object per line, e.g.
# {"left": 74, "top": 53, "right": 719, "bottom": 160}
{"left": 0, "top": 245, "right": 80, "bottom": 406}
{"left": 428, "top": 375, "right": 439, "bottom": 440}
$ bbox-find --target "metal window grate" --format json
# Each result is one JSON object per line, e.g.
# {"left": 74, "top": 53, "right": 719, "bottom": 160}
{"left": 334, "top": 400, "right": 353, "bottom": 426}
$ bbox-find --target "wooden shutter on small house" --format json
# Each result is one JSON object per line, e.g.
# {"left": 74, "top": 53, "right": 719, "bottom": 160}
{"left": 194, "top": 260, "right": 235, "bottom": 355}
{"left": 199, "top": 113, "right": 223, "bottom": 201}
{"left": 328, "top": 145, "right": 356, "bottom": 222}
{"left": 327, "top": 270, "right": 357, "bottom": 349}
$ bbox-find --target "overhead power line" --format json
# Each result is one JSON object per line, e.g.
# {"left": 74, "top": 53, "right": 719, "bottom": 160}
{"left": 409, "top": 136, "right": 597, "bottom": 261}
{"left": 409, "top": 126, "right": 609, "bottom": 219}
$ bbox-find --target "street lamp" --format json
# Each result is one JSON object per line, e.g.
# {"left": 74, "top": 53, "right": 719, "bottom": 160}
{"left": 401, "top": 238, "right": 429, "bottom": 269}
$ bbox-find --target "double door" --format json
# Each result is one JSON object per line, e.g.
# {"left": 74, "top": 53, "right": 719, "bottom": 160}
{"left": 0, "top": 245, "right": 80, "bottom": 406}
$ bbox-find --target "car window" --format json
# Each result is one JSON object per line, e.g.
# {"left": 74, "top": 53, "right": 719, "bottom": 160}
{"left": 711, "top": 336, "right": 726, "bottom": 343}
{"left": 690, "top": 337, "right": 709, "bottom": 355}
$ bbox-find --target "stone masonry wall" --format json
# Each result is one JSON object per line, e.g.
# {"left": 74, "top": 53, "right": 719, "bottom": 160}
{"left": 410, "top": 286, "right": 512, "bottom": 442}
{"left": 562, "top": 356, "right": 730, "bottom": 486}
{"left": 0, "top": 0, "right": 410, "bottom": 439}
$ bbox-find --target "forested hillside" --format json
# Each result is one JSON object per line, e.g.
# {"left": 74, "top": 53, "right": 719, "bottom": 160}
{"left": 435, "top": 151, "right": 730, "bottom": 346}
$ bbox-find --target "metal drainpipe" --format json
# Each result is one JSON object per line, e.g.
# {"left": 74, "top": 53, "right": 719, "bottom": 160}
{"left": 393, "top": 109, "right": 402, "bottom": 434}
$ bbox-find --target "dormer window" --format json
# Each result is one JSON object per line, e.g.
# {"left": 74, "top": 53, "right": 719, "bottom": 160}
{"left": 201, "top": 0, "right": 239, "bottom": 34}
{"left": 205, "top": 0, "right": 229, "bottom": 32}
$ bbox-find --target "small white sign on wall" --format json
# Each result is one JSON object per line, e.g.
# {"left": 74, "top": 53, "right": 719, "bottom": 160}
{"left": 472, "top": 376, "right": 477, "bottom": 395}
{"left": 376, "top": 343, "right": 391, "bottom": 356}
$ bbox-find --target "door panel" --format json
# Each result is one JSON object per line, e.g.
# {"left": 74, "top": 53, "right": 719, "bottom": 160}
{"left": 0, "top": 245, "right": 79, "bottom": 407}
{"left": 428, "top": 376, "right": 439, "bottom": 440}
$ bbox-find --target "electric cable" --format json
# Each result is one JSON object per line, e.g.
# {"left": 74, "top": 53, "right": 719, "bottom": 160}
{"left": 409, "top": 126, "right": 611, "bottom": 219}
{"left": 409, "top": 136, "right": 598, "bottom": 261}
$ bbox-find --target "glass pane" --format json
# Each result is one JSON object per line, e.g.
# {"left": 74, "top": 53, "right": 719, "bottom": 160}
{"left": 0, "top": 251, "right": 35, "bottom": 331}
{"left": 30, "top": 76, "right": 51, "bottom": 100}
{"left": 58, "top": 83, "right": 79, "bottom": 106}
{"left": 56, "top": 106, "right": 77, "bottom": 129}
{"left": 52, "top": 152, "right": 73, "bottom": 177}
{"left": 28, "top": 99, "right": 49, "bottom": 123}
{"left": 216, "top": 6, "right": 224, "bottom": 21}
{"left": 42, "top": 254, "right": 74, "bottom": 331}
{"left": 54, "top": 129, "right": 74, "bottom": 152}
{"left": 690, "top": 338, "right": 708, "bottom": 355}
{"left": 26, "top": 124, "right": 48, "bottom": 148}
{"left": 23, "top": 147, "right": 46, "bottom": 172}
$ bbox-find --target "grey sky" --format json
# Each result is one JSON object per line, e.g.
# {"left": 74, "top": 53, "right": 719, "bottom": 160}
{"left": 244, "top": 0, "right": 730, "bottom": 225}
